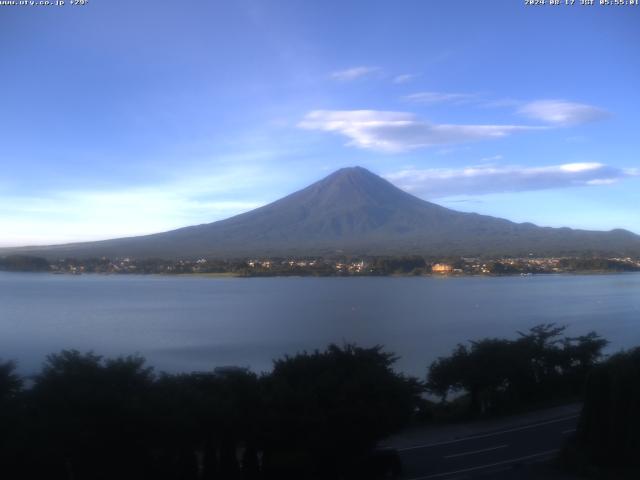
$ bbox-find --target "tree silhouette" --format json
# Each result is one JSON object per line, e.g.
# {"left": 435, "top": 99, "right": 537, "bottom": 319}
{"left": 150, "top": 368, "right": 262, "bottom": 479}
{"left": 426, "top": 325, "right": 608, "bottom": 416}
{"left": 0, "top": 359, "right": 21, "bottom": 401}
{"left": 3, "top": 333, "right": 609, "bottom": 479}
{"left": 261, "top": 344, "right": 423, "bottom": 478}
{"left": 576, "top": 347, "right": 640, "bottom": 471}
{"left": 0, "top": 360, "right": 23, "bottom": 474}
{"left": 26, "top": 350, "right": 155, "bottom": 479}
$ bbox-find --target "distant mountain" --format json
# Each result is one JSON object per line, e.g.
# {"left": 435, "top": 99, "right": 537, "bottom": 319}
{"left": 3, "top": 167, "right": 640, "bottom": 259}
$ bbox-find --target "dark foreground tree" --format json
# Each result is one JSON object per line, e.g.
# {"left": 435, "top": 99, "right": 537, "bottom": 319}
{"left": 150, "top": 368, "right": 262, "bottom": 480}
{"left": 0, "top": 343, "right": 420, "bottom": 480}
{"left": 261, "top": 344, "right": 423, "bottom": 479}
{"left": 0, "top": 360, "right": 23, "bottom": 470}
{"left": 24, "top": 350, "right": 155, "bottom": 480}
{"left": 0, "top": 359, "right": 22, "bottom": 402}
{"left": 572, "top": 347, "right": 640, "bottom": 475}
{"left": 427, "top": 338, "right": 522, "bottom": 415}
{"left": 426, "top": 324, "right": 608, "bottom": 416}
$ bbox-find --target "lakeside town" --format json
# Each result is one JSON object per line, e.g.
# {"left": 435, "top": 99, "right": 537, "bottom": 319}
{"left": 2, "top": 254, "right": 639, "bottom": 276}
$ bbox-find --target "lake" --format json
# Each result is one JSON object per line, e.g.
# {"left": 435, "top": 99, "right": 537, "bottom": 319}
{"left": 1, "top": 272, "right": 639, "bottom": 377}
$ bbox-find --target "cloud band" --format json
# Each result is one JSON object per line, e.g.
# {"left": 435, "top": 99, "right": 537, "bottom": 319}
{"left": 385, "top": 163, "right": 638, "bottom": 197}
{"left": 299, "top": 110, "right": 544, "bottom": 152}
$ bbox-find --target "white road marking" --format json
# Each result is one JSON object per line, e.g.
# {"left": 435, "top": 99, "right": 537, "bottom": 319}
{"left": 562, "top": 428, "right": 576, "bottom": 435}
{"left": 406, "top": 449, "right": 560, "bottom": 480}
{"left": 444, "top": 444, "right": 508, "bottom": 459}
{"left": 398, "top": 415, "right": 578, "bottom": 452}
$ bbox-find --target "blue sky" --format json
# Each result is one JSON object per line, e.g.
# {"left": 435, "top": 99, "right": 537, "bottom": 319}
{"left": 1, "top": 0, "right": 639, "bottom": 246}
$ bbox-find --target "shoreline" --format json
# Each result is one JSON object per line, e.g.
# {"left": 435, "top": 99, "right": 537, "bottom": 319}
{"left": 2, "top": 270, "right": 639, "bottom": 278}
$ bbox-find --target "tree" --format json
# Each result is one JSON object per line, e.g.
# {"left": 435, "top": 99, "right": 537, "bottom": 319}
{"left": 575, "top": 347, "right": 640, "bottom": 472}
{"left": 427, "top": 339, "right": 521, "bottom": 415}
{"left": 261, "top": 344, "right": 423, "bottom": 478}
{"left": 426, "top": 325, "right": 609, "bottom": 417}
{"left": 0, "top": 360, "right": 23, "bottom": 473}
{"left": 561, "top": 331, "right": 609, "bottom": 384}
{"left": 151, "top": 368, "right": 262, "bottom": 479}
{"left": 0, "top": 360, "right": 22, "bottom": 401}
{"left": 27, "top": 350, "right": 155, "bottom": 480}
{"left": 427, "top": 345, "right": 467, "bottom": 403}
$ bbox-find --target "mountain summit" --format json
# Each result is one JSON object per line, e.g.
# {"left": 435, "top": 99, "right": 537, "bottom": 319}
{"left": 5, "top": 167, "right": 640, "bottom": 259}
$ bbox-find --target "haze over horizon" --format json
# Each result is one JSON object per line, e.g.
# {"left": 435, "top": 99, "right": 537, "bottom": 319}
{"left": 2, "top": 1, "right": 639, "bottom": 247}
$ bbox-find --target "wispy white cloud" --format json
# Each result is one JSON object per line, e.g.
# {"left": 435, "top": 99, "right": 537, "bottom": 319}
{"left": 298, "top": 110, "right": 543, "bottom": 152}
{"left": 330, "top": 66, "right": 380, "bottom": 81}
{"left": 393, "top": 74, "right": 419, "bottom": 84}
{"left": 404, "top": 91, "right": 477, "bottom": 105}
{"left": 385, "top": 162, "right": 639, "bottom": 198}
{"left": 518, "top": 100, "right": 608, "bottom": 126}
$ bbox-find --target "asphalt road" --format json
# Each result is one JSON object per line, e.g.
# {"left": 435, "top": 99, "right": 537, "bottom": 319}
{"left": 397, "top": 414, "right": 578, "bottom": 479}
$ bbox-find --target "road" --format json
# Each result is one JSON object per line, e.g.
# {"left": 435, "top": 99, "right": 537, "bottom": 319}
{"left": 387, "top": 406, "right": 580, "bottom": 479}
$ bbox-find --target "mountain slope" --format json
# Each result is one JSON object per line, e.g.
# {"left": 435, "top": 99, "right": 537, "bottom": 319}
{"left": 4, "top": 167, "right": 640, "bottom": 259}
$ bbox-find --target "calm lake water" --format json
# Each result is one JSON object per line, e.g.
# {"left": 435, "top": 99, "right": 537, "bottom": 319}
{"left": 1, "top": 272, "right": 639, "bottom": 377}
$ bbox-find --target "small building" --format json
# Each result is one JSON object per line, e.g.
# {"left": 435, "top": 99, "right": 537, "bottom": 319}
{"left": 432, "top": 263, "right": 453, "bottom": 274}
